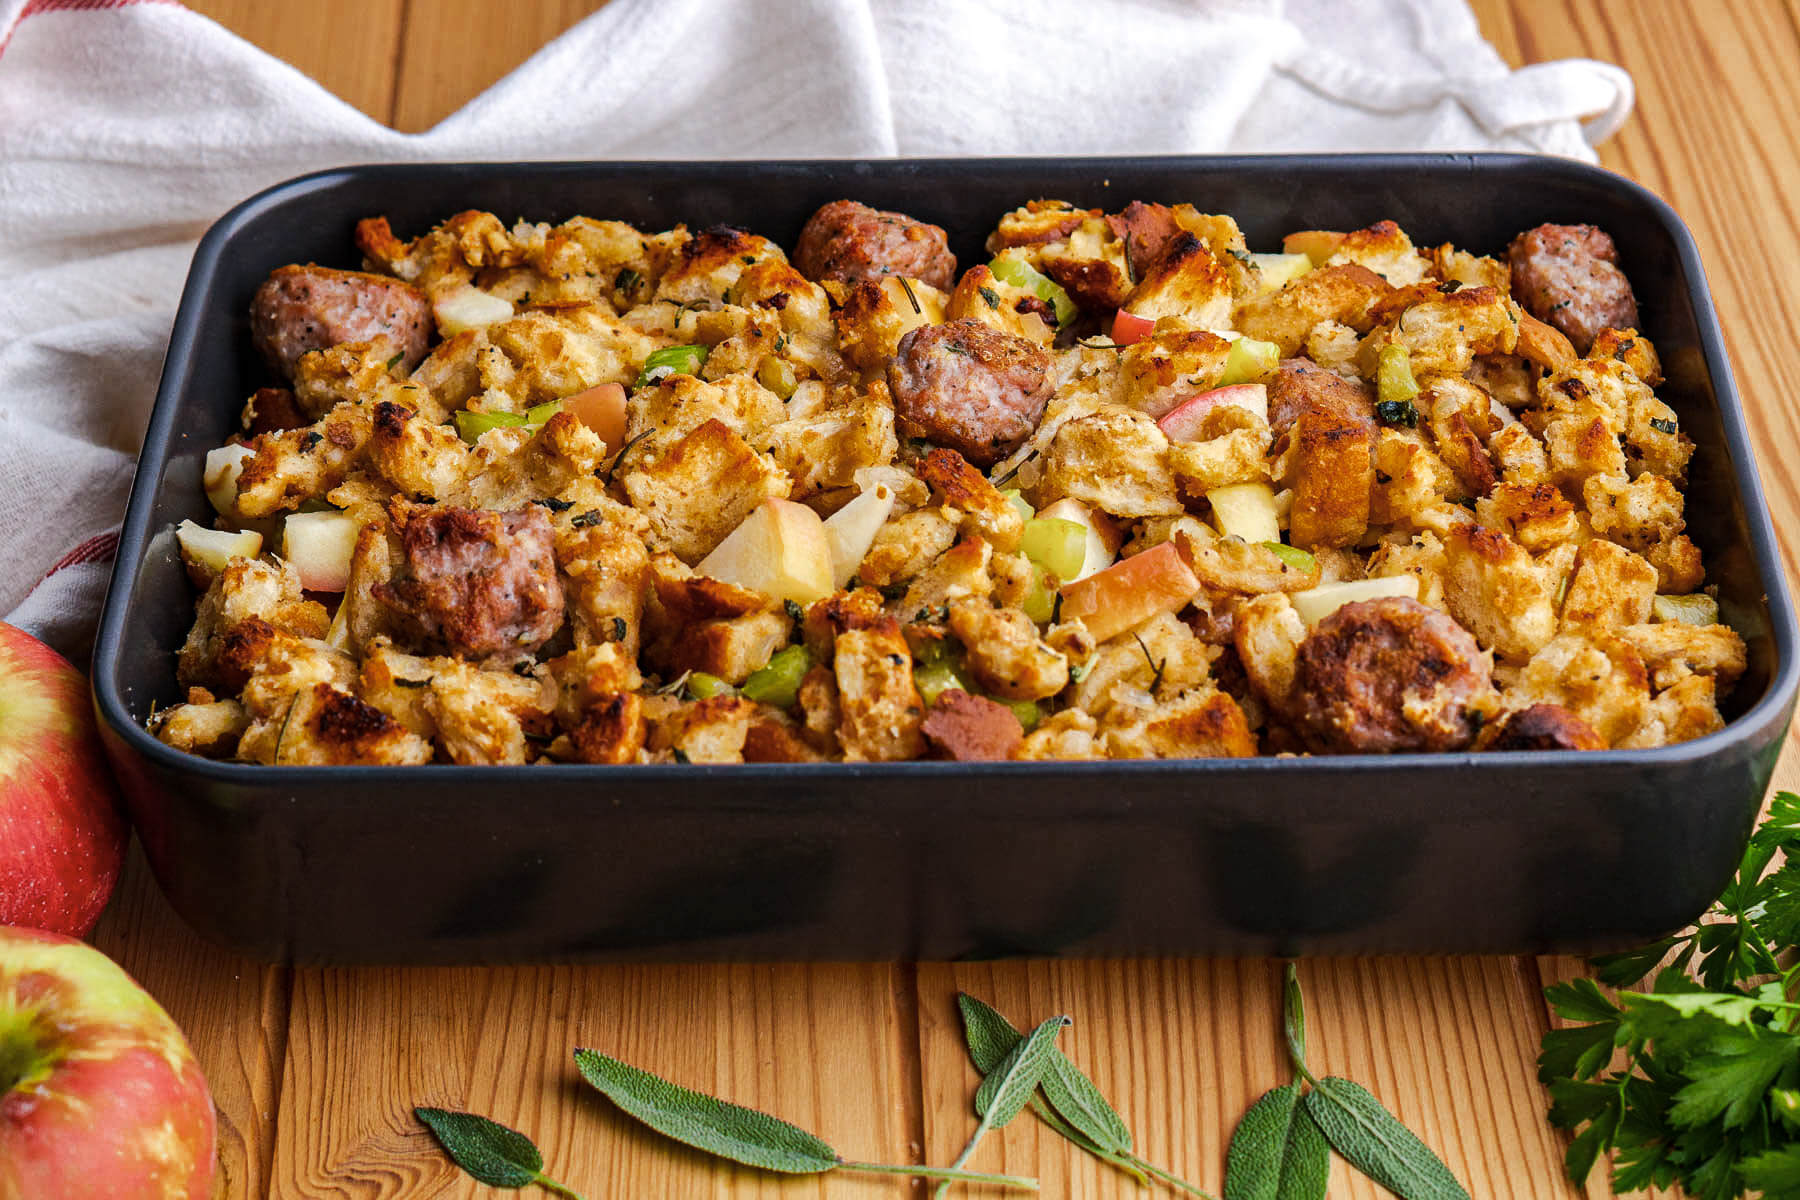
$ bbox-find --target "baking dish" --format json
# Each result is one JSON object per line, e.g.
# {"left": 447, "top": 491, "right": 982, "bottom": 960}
{"left": 92, "top": 155, "right": 1798, "bottom": 963}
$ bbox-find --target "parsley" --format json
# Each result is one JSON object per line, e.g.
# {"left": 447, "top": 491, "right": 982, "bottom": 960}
{"left": 978, "top": 286, "right": 1001, "bottom": 309}
{"left": 1375, "top": 398, "right": 1419, "bottom": 427}
{"left": 601, "top": 429, "right": 653, "bottom": 485}
{"left": 1650, "top": 417, "right": 1679, "bottom": 435}
{"left": 571, "top": 509, "right": 604, "bottom": 528}
{"left": 615, "top": 268, "right": 641, "bottom": 295}
{"left": 537, "top": 496, "right": 574, "bottom": 512}
{"left": 1436, "top": 279, "right": 1463, "bottom": 294}
{"left": 299, "top": 430, "right": 323, "bottom": 451}
{"left": 611, "top": 617, "right": 629, "bottom": 643}
{"left": 1541, "top": 792, "right": 1800, "bottom": 1198}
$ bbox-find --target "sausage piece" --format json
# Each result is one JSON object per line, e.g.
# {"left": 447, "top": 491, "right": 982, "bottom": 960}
{"left": 250, "top": 264, "right": 433, "bottom": 381}
{"left": 1266, "top": 358, "right": 1375, "bottom": 437}
{"left": 1475, "top": 703, "right": 1607, "bottom": 752}
{"left": 1292, "top": 596, "right": 1491, "bottom": 753}
{"left": 888, "top": 319, "right": 1052, "bottom": 467}
{"left": 1106, "top": 200, "right": 1183, "bottom": 279}
{"left": 921, "top": 689, "right": 1024, "bottom": 761}
{"left": 793, "top": 199, "right": 957, "bottom": 290}
{"left": 378, "top": 506, "right": 564, "bottom": 660}
{"left": 1506, "top": 224, "right": 1639, "bottom": 355}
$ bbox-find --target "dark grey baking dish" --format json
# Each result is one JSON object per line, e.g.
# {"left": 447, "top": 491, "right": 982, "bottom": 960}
{"left": 92, "top": 156, "right": 1798, "bottom": 964}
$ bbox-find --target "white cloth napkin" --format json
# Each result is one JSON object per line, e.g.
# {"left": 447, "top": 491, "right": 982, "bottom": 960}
{"left": 0, "top": 0, "right": 1632, "bottom": 661}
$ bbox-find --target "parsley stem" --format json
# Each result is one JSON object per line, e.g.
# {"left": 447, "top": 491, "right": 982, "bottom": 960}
{"left": 838, "top": 1161, "right": 1039, "bottom": 1190}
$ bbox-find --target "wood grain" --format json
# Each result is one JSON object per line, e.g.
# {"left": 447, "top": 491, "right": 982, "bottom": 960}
{"left": 268, "top": 964, "right": 918, "bottom": 1197}
{"left": 89, "top": 847, "right": 289, "bottom": 1200}
{"left": 94, "top": 3, "right": 1800, "bottom": 1199}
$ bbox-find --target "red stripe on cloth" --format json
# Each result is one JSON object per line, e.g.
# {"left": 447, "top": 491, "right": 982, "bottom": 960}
{"left": 37, "top": 530, "right": 120, "bottom": 584}
{"left": 0, "top": 0, "right": 181, "bottom": 59}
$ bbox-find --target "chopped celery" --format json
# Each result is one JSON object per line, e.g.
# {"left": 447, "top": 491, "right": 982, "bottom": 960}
{"left": 740, "top": 645, "right": 814, "bottom": 707}
{"left": 758, "top": 356, "right": 798, "bottom": 399}
{"left": 1022, "top": 562, "right": 1058, "bottom": 624}
{"left": 684, "top": 672, "right": 736, "bottom": 700}
{"left": 1019, "top": 517, "right": 1087, "bottom": 582}
{"left": 1218, "top": 336, "right": 1279, "bottom": 385}
{"left": 914, "top": 658, "right": 973, "bottom": 707}
{"left": 1261, "top": 541, "right": 1317, "bottom": 573}
{"left": 634, "top": 343, "right": 709, "bottom": 389}
{"left": 1653, "top": 593, "right": 1720, "bottom": 626}
{"left": 988, "top": 257, "right": 1078, "bottom": 327}
{"left": 453, "top": 400, "right": 562, "bottom": 444}
{"left": 1002, "top": 697, "right": 1042, "bottom": 733}
{"left": 1000, "top": 487, "right": 1034, "bottom": 523}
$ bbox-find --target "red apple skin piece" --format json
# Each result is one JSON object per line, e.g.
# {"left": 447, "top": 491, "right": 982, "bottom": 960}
{"left": 1282, "top": 229, "right": 1346, "bottom": 266}
{"left": 563, "top": 382, "right": 628, "bottom": 450}
{"left": 1110, "top": 309, "right": 1155, "bottom": 347}
{"left": 0, "top": 927, "right": 216, "bottom": 1200}
{"left": 0, "top": 622, "right": 128, "bottom": 938}
{"left": 1156, "top": 384, "right": 1266, "bottom": 443}
{"left": 1057, "top": 541, "right": 1202, "bottom": 643}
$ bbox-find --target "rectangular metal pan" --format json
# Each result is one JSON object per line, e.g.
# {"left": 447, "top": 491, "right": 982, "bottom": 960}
{"left": 91, "top": 155, "right": 1799, "bottom": 963}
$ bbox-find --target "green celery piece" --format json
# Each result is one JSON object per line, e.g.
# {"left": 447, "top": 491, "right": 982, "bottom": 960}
{"left": 914, "top": 659, "right": 972, "bottom": 707}
{"left": 454, "top": 408, "right": 528, "bottom": 442}
{"left": 1022, "top": 563, "right": 1057, "bottom": 625}
{"left": 1376, "top": 344, "right": 1420, "bottom": 409}
{"left": 1261, "top": 542, "right": 1316, "bottom": 573}
{"left": 988, "top": 257, "right": 1078, "bottom": 327}
{"left": 1000, "top": 487, "right": 1035, "bottom": 523}
{"left": 1020, "top": 517, "right": 1087, "bottom": 582}
{"left": 1219, "top": 336, "right": 1279, "bottom": 385}
{"left": 685, "top": 672, "right": 735, "bottom": 700}
{"left": 740, "top": 645, "right": 813, "bottom": 708}
{"left": 635, "top": 344, "right": 709, "bottom": 389}
{"left": 1002, "top": 698, "right": 1042, "bottom": 733}
{"left": 758, "top": 356, "right": 798, "bottom": 399}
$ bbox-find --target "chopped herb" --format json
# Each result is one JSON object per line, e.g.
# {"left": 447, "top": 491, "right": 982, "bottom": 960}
{"left": 672, "top": 748, "right": 691, "bottom": 763}
{"left": 914, "top": 604, "right": 949, "bottom": 624}
{"left": 615, "top": 268, "right": 641, "bottom": 294}
{"left": 1374, "top": 398, "right": 1419, "bottom": 427}
{"left": 898, "top": 275, "right": 922, "bottom": 315}
{"left": 1650, "top": 416, "right": 1678, "bottom": 434}
{"left": 299, "top": 431, "right": 323, "bottom": 451}
{"left": 602, "top": 429, "right": 654, "bottom": 485}
{"left": 1051, "top": 591, "right": 1063, "bottom": 625}
{"left": 1227, "top": 247, "right": 1256, "bottom": 267}
{"left": 395, "top": 676, "right": 430, "bottom": 689}
{"left": 741, "top": 254, "right": 756, "bottom": 265}
{"left": 1436, "top": 279, "right": 1463, "bottom": 294}
{"left": 784, "top": 599, "right": 805, "bottom": 624}
{"left": 992, "top": 450, "right": 1037, "bottom": 488}
{"left": 611, "top": 617, "right": 629, "bottom": 642}
{"left": 386, "top": 351, "right": 404, "bottom": 369}
{"left": 656, "top": 670, "right": 693, "bottom": 696}
{"left": 978, "top": 286, "right": 1001, "bottom": 309}
{"left": 1133, "top": 633, "right": 1166, "bottom": 698}
{"left": 537, "top": 497, "right": 575, "bottom": 512}
{"left": 571, "top": 509, "right": 604, "bottom": 528}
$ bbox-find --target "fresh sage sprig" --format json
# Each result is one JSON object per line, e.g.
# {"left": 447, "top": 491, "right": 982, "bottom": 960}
{"left": 955, "top": 994, "right": 1215, "bottom": 1197}
{"left": 933, "top": 1015, "right": 1071, "bottom": 1198}
{"left": 1256, "top": 964, "right": 1471, "bottom": 1200}
{"left": 415, "top": 1107, "right": 586, "bottom": 1199}
{"left": 1223, "top": 1083, "right": 1327, "bottom": 1200}
{"left": 572, "top": 1047, "right": 1039, "bottom": 1191}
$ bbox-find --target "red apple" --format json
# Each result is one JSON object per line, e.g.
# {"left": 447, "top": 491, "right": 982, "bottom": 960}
{"left": 0, "top": 927, "right": 215, "bottom": 1199}
{"left": 1156, "top": 383, "right": 1269, "bottom": 442}
{"left": 1058, "top": 541, "right": 1202, "bottom": 643}
{"left": 0, "top": 621, "right": 128, "bottom": 937}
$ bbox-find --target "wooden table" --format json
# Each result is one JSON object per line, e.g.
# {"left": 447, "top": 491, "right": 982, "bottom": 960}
{"left": 91, "top": 2, "right": 1800, "bottom": 1196}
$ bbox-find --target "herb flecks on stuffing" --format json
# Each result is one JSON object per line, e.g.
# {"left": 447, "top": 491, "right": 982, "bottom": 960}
{"left": 155, "top": 202, "right": 1740, "bottom": 764}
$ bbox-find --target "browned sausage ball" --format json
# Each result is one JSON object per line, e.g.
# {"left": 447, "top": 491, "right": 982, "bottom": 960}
{"left": 921, "top": 689, "right": 1025, "bottom": 761}
{"left": 1266, "top": 358, "right": 1376, "bottom": 437}
{"left": 377, "top": 506, "right": 564, "bottom": 661}
{"left": 250, "top": 264, "right": 433, "bottom": 381}
{"left": 1475, "top": 703, "right": 1607, "bottom": 751}
{"left": 887, "top": 320, "right": 1053, "bottom": 467}
{"left": 793, "top": 200, "right": 957, "bottom": 290}
{"left": 1506, "top": 224, "right": 1639, "bottom": 355}
{"left": 1292, "top": 596, "right": 1492, "bottom": 753}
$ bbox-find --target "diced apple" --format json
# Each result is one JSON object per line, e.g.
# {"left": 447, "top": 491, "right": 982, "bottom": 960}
{"left": 203, "top": 443, "right": 256, "bottom": 515}
{"left": 1289, "top": 575, "right": 1421, "bottom": 627}
{"left": 1249, "top": 251, "right": 1313, "bottom": 293}
{"left": 1110, "top": 309, "right": 1155, "bottom": 346}
{"left": 822, "top": 484, "right": 895, "bottom": 588}
{"left": 1206, "top": 482, "right": 1282, "bottom": 545}
{"left": 1036, "top": 497, "right": 1119, "bottom": 583}
{"left": 175, "top": 520, "right": 262, "bottom": 583}
{"left": 1057, "top": 541, "right": 1201, "bottom": 643}
{"left": 563, "top": 382, "right": 628, "bottom": 450}
{"left": 323, "top": 598, "right": 353, "bottom": 653}
{"left": 697, "top": 498, "right": 834, "bottom": 605}
{"left": 281, "top": 510, "right": 363, "bottom": 592}
{"left": 432, "top": 284, "right": 514, "bottom": 336}
{"left": 1156, "top": 384, "right": 1269, "bottom": 442}
{"left": 1282, "top": 230, "right": 1346, "bottom": 267}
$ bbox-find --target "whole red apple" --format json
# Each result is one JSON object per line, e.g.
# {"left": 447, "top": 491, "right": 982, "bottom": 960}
{"left": 0, "top": 927, "right": 215, "bottom": 1199}
{"left": 0, "top": 620, "right": 128, "bottom": 936}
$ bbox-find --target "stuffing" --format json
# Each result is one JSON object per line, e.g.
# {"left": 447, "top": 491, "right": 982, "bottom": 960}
{"left": 178, "top": 558, "right": 329, "bottom": 690}
{"left": 1232, "top": 593, "right": 1307, "bottom": 712}
{"left": 1233, "top": 264, "right": 1395, "bottom": 356}
{"left": 568, "top": 692, "right": 649, "bottom": 764}
{"left": 1039, "top": 407, "right": 1183, "bottom": 518}
{"left": 1366, "top": 531, "right": 1449, "bottom": 610}
{"left": 1558, "top": 539, "right": 1657, "bottom": 631}
{"left": 1357, "top": 286, "right": 1521, "bottom": 379}
{"left": 833, "top": 619, "right": 926, "bottom": 761}
{"left": 627, "top": 371, "right": 786, "bottom": 454}
{"left": 1101, "top": 686, "right": 1257, "bottom": 759}
{"left": 1614, "top": 621, "right": 1747, "bottom": 691}
{"left": 1011, "top": 708, "right": 1103, "bottom": 760}
{"left": 947, "top": 596, "right": 1069, "bottom": 700}
{"left": 1507, "top": 631, "right": 1651, "bottom": 746}
{"left": 1284, "top": 411, "right": 1374, "bottom": 549}
{"left": 757, "top": 382, "right": 899, "bottom": 497}
{"left": 1426, "top": 244, "right": 1510, "bottom": 291}
{"left": 653, "top": 695, "right": 759, "bottom": 763}
{"left": 1118, "top": 328, "right": 1233, "bottom": 417}
{"left": 856, "top": 510, "right": 960, "bottom": 588}
{"left": 1323, "top": 220, "right": 1430, "bottom": 286}
{"left": 837, "top": 275, "right": 948, "bottom": 374}
{"left": 1168, "top": 410, "right": 1273, "bottom": 493}
{"left": 1039, "top": 215, "right": 1134, "bottom": 311}
{"left": 1487, "top": 422, "right": 1552, "bottom": 486}
{"left": 651, "top": 225, "right": 787, "bottom": 307}
{"left": 1304, "top": 321, "right": 1362, "bottom": 375}
{"left": 1440, "top": 523, "right": 1558, "bottom": 663}
{"left": 1475, "top": 481, "right": 1580, "bottom": 554}
{"left": 916, "top": 447, "right": 1024, "bottom": 552}
{"left": 621, "top": 418, "right": 791, "bottom": 562}
{"left": 1125, "top": 232, "right": 1234, "bottom": 326}
{"left": 239, "top": 682, "right": 434, "bottom": 766}
{"left": 152, "top": 693, "right": 250, "bottom": 758}
{"left": 898, "top": 536, "right": 995, "bottom": 617}
{"left": 1369, "top": 428, "right": 1455, "bottom": 528}
{"left": 1583, "top": 471, "right": 1687, "bottom": 553}
{"left": 946, "top": 263, "right": 1058, "bottom": 345}
{"left": 1177, "top": 521, "right": 1322, "bottom": 595}
{"left": 1589, "top": 327, "right": 1664, "bottom": 386}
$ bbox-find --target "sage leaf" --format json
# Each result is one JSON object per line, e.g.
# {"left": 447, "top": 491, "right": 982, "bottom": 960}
{"left": 415, "top": 1107, "right": 586, "bottom": 1199}
{"left": 1283, "top": 963, "right": 1307, "bottom": 1073}
{"left": 1222, "top": 1084, "right": 1327, "bottom": 1200}
{"left": 573, "top": 1048, "right": 838, "bottom": 1173}
{"left": 958, "top": 994, "right": 1132, "bottom": 1154}
{"left": 1302, "top": 1078, "right": 1469, "bottom": 1200}
{"left": 973, "top": 1015, "right": 1071, "bottom": 1128}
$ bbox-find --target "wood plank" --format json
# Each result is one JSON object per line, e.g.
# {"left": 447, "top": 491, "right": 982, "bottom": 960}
{"left": 918, "top": 959, "right": 1579, "bottom": 1198}
{"left": 183, "top": 0, "right": 406, "bottom": 125}
{"left": 268, "top": 963, "right": 917, "bottom": 1197}
{"left": 390, "top": 0, "right": 613, "bottom": 133}
{"left": 90, "top": 846, "right": 290, "bottom": 1200}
